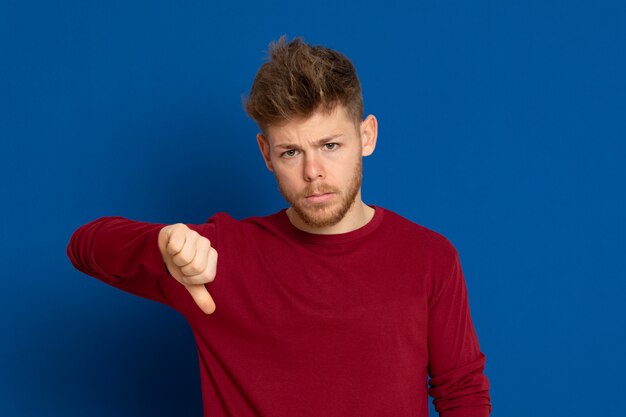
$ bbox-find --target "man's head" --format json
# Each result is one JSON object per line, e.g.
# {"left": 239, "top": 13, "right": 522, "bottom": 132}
{"left": 245, "top": 37, "right": 377, "bottom": 232}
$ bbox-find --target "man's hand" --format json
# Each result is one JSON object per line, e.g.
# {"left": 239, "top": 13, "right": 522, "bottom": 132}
{"left": 158, "top": 224, "right": 218, "bottom": 314}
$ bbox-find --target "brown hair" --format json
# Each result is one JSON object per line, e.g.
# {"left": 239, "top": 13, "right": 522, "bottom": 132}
{"left": 244, "top": 35, "right": 364, "bottom": 132}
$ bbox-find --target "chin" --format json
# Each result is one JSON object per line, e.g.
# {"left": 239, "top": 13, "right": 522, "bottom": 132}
{"left": 295, "top": 198, "right": 356, "bottom": 229}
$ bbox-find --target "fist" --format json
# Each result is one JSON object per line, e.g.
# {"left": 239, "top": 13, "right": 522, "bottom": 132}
{"left": 158, "top": 223, "right": 218, "bottom": 314}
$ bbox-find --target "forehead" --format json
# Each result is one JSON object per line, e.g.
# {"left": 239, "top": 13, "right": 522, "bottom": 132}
{"left": 266, "top": 105, "right": 357, "bottom": 144}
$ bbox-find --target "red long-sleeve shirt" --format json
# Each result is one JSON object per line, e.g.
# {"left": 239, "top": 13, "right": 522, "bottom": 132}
{"left": 67, "top": 206, "right": 491, "bottom": 416}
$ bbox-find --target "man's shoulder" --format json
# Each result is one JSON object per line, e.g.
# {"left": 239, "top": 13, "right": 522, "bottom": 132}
{"left": 378, "top": 206, "right": 458, "bottom": 258}
{"left": 204, "top": 210, "right": 285, "bottom": 234}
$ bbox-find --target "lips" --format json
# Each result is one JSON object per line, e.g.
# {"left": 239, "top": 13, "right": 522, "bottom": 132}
{"left": 305, "top": 192, "right": 335, "bottom": 203}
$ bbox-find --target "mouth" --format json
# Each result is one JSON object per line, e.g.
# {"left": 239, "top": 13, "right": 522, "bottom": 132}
{"left": 304, "top": 192, "right": 335, "bottom": 204}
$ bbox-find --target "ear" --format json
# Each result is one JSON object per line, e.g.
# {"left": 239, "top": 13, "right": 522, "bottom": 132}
{"left": 257, "top": 133, "right": 274, "bottom": 172}
{"left": 360, "top": 114, "right": 378, "bottom": 157}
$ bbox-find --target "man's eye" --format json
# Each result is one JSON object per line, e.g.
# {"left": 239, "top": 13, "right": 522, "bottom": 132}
{"left": 324, "top": 143, "right": 338, "bottom": 150}
{"left": 282, "top": 149, "right": 298, "bottom": 158}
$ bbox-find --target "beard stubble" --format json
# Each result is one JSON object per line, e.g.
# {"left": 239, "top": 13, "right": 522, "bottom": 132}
{"left": 276, "top": 158, "right": 363, "bottom": 228}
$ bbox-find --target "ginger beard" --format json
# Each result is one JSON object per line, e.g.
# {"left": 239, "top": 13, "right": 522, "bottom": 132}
{"left": 276, "top": 158, "right": 363, "bottom": 228}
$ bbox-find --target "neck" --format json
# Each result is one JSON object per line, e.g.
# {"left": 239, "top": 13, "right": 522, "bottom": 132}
{"left": 286, "top": 196, "right": 375, "bottom": 235}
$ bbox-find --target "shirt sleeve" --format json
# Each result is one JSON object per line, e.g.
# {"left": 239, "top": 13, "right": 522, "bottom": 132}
{"left": 66, "top": 216, "right": 218, "bottom": 313}
{"left": 427, "top": 249, "right": 492, "bottom": 417}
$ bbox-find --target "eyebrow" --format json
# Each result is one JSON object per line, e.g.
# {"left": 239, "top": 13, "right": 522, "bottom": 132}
{"left": 274, "top": 133, "right": 344, "bottom": 149}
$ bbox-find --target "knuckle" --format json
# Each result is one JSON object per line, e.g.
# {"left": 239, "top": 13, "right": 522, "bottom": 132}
{"left": 169, "top": 224, "right": 187, "bottom": 246}
{"left": 198, "top": 236, "right": 210, "bottom": 248}
{"left": 175, "top": 251, "right": 191, "bottom": 265}
{"left": 182, "top": 274, "right": 201, "bottom": 286}
{"left": 204, "top": 271, "right": 216, "bottom": 283}
{"left": 167, "top": 237, "right": 182, "bottom": 254}
{"left": 205, "top": 259, "right": 217, "bottom": 282}
{"left": 181, "top": 251, "right": 192, "bottom": 263}
{"left": 181, "top": 261, "right": 202, "bottom": 276}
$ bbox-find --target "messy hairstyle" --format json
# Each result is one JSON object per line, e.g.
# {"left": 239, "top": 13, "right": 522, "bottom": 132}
{"left": 244, "top": 35, "right": 364, "bottom": 133}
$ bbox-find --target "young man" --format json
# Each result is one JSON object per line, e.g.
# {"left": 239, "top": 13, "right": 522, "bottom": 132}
{"left": 67, "top": 36, "right": 491, "bottom": 417}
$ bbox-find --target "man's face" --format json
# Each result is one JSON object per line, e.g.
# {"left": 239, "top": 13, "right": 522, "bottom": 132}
{"left": 257, "top": 106, "right": 376, "bottom": 229}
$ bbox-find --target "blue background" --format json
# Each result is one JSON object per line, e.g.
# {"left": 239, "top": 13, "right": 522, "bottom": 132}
{"left": 2, "top": 1, "right": 625, "bottom": 416}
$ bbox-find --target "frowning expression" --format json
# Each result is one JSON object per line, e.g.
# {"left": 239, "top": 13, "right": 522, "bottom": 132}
{"left": 257, "top": 105, "right": 377, "bottom": 230}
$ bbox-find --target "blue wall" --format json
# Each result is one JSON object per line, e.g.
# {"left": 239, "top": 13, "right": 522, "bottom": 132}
{"left": 2, "top": 1, "right": 625, "bottom": 416}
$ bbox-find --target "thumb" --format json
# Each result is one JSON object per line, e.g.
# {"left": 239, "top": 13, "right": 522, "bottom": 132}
{"left": 185, "top": 284, "right": 216, "bottom": 314}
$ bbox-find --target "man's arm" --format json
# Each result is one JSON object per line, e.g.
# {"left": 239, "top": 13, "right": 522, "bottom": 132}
{"left": 427, "top": 249, "right": 492, "bottom": 417}
{"left": 66, "top": 216, "right": 218, "bottom": 314}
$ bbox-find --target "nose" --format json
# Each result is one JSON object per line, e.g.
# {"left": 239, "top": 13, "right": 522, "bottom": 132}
{"left": 303, "top": 154, "right": 325, "bottom": 182}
